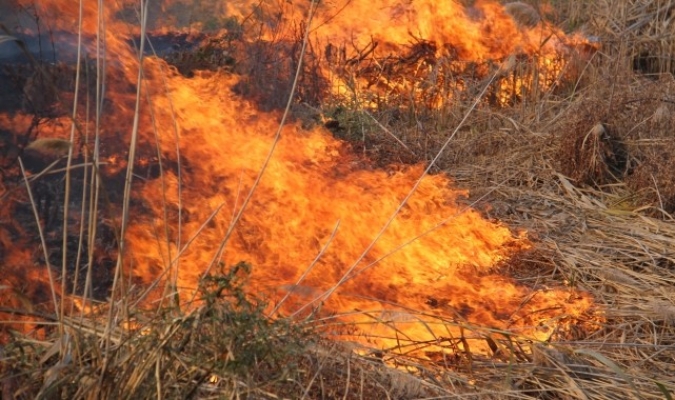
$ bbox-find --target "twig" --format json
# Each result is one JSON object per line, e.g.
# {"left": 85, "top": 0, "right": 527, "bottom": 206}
{"left": 363, "top": 111, "right": 415, "bottom": 155}
{"left": 18, "top": 157, "right": 60, "bottom": 316}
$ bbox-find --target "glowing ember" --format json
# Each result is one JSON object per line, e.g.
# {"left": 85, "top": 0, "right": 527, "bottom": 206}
{"left": 0, "top": 0, "right": 598, "bottom": 354}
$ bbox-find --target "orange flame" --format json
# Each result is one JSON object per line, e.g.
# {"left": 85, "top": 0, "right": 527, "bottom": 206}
{"left": 128, "top": 66, "right": 595, "bottom": 354}
{"left": 1, "top": 0, "right": 599, "bottom": 355}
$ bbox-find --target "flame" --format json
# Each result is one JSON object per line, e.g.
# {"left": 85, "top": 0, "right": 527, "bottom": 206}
{"left": 127, "top": 66, "right": 595, "bottom": 355}
{"left": 0, "top": 0, "right": 599, "bottom": 355}
{"left": 217, "top": 0, "right": 590, "bottom": 107}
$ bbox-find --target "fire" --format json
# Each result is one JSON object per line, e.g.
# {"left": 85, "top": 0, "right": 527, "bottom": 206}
{"left": 117, "top": 66, "right": 594, "bottom": 356}
{"left": 220, "top": 0, "right": 588, "bottom": 107}
{"left": 0, "top": 0, "right": 598, "bottom": 356}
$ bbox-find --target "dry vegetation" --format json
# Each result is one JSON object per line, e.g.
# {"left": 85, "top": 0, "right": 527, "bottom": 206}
{"left": 3, "top": 0, "right": 675, "bottom": 398}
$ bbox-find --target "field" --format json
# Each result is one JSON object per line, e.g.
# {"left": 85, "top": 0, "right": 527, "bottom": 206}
{"left": 1, "top": 0, "right": 675, "bottom": 398}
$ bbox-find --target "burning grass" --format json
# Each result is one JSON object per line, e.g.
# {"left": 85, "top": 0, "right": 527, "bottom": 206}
{"left": 2, "top": 0, "right": 675, "bottom": 398}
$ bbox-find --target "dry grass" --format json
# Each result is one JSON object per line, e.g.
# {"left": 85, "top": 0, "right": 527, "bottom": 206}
{"left": 591, "top": 0, "right": 675, "bottom": 76}
{"left": 3, "top": 0, "right": 675, "bottom": 398}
